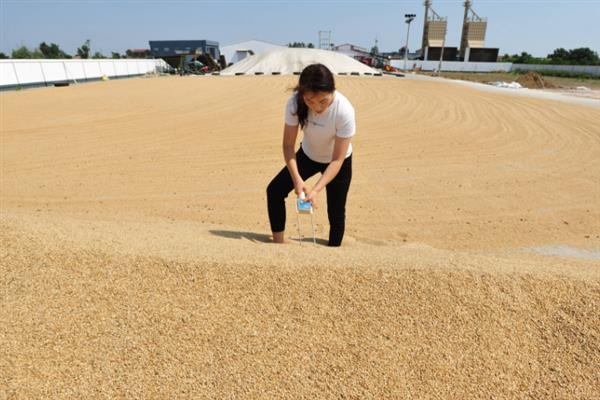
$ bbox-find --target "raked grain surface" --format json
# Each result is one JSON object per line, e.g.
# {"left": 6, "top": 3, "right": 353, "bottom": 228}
{"left": 1, "top": 75, "right": 599, "bottom": 399}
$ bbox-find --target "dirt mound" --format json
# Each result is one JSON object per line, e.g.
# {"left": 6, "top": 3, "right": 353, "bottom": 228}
{"left": 516, "top": 71, "right": 555, "bottom": 89}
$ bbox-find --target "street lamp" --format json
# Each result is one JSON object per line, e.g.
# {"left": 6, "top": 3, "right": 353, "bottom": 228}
{"left": 403, "top": 13, "right": 416, "bottom": 71}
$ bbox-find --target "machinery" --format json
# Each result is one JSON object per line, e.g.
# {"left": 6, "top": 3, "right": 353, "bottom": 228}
{"left": 173, "top": 51, "right": 221, "bottom": 75}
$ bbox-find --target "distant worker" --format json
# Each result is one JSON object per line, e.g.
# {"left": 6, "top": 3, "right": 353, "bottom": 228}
{"left": 266, "top": 64, "right": 356, "bottom": 246}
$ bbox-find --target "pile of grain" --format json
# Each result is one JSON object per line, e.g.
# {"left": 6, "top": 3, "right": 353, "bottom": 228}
{"left": 221, "top": 48, "right": 378, "bottom": 76}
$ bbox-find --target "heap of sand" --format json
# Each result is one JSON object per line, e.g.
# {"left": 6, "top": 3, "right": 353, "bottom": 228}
{"left": 221, "top": 47, "right": 380, "bottom": 76}
{"left": 1, "top": 75, "right": 599, "bottom": 398}
{"left": 516, "top": 71, "right": 555, "bottom": 89}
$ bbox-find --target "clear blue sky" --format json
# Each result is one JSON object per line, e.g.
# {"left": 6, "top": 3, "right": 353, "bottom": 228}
{"left": 2, "top": 0, "right": 599, "bottom": 57}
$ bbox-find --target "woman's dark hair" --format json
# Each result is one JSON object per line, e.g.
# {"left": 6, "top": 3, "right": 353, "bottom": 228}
{"left": 293, "top": 64, "right": 335, "bottom": 128}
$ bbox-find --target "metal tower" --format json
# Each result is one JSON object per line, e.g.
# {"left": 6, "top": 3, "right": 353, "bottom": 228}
{"left": 318, "top": 31, "right": 332, "bottom": 50}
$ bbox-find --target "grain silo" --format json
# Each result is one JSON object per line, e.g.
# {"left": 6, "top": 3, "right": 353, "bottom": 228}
{"left": 459, "top": 1, "right": 499, "bottom": 61}
{"left": 420, "top": 0, "right": 457, "bottom": 61}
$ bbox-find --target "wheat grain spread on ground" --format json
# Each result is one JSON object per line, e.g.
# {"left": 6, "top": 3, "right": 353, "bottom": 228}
{"left": 1, "top": 74, "right": 599, "bottom": 398}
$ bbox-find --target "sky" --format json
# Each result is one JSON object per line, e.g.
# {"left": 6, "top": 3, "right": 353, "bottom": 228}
{"left": 2, "top": 0, "right": 600, "bottom": 58}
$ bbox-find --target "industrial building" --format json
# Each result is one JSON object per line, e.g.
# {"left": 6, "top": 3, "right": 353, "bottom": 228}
{"left": 459, "top": 0, "right": 499, "bottom": 62}
{"left": 420, "top": 0, "right": 456, "bottom": 61}
{"left": 420, "top": 0, "right": 499, "bottom": 62}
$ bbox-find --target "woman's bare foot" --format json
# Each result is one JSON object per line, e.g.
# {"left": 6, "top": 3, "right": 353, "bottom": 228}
{"left": 272, "top": 231, "right": 291, "bottom": 244}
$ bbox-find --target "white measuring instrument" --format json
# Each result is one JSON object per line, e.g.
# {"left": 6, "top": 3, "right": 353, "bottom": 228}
{"left": 295, "top": 192, "right": 317, "bottom": 245}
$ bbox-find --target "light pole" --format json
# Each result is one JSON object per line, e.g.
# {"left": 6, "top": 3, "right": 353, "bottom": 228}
{"left": 403, "top": 13, "right": 416, "bottom": 71}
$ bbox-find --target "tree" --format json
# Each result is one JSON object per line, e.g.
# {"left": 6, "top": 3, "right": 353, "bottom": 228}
{"left": 307, "top": 43, "right": 314, "bottom": 48}
{"left": 568, "top": 47, "right": 599, "bottom": 65}
{"left": 31, "top": 48, "right": 45, "bottom": 59}
{"left": 11, "top": 46, "right": 32, "bottom": 59}
{"left": 39, "top": 42, "right": 54, "bottom": 58}
{"left": 514, "top": 52, "right": 533, "bottom": 64}
{"left": 548, "top": 47, "right": 569, "bottom": 64}
{"left": 39, "top": 42, "right": 70, "bottom": 58}
{"left": 92, "top": 51, "right": 106, "bottom": 59}
{"left": 0, "top": 52, "right": 8, "bottom": 59}
{"left": 9, "top": 43, "right": 73, "bottom": 59}
{"left": 77, "top": 39, "right": 91, "bottom": 59}
{"left": 507, "top": 47, "right": 600, "bottom": 65}
{"left": 111, "top": 52, "right": 122, "bottom": 59}
{"left": 502, "top": 52, "right": 547, "bottom": 64}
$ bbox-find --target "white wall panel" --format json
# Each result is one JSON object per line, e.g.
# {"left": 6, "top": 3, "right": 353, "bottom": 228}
{"left": 0, "top": 62, "right": 19, "bottom": 86}
{"left": 41, "top": 61, "right": 67, "bottom": 82}
{"left": 13, "top": 61, "right": 46, "bottom": 84}
{"left": 83, "top": 62, "right": 102, "bottom": 79}
{"left": 64, "top": 61, "right": 87, "bottom": 81}
{"left": 113, "top": 60, "right": 129, "bottom": 76}
{"left": 99, "top": 60, "right": 116, "bottom": 77}
{"left": 390, "top": 60, "right": 512, "bottom": 72}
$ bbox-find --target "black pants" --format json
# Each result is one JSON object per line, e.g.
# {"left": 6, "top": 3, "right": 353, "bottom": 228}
{"left": 267, "top": 147, "right": 352, "bottom": 247}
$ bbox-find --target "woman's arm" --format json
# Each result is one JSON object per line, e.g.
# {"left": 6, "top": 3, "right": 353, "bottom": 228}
{"left": 307, "top": 136, "right": 352, "bottom": 206}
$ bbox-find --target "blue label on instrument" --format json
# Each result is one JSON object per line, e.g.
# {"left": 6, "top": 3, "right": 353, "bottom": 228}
{"left": 297, "top": 198, "right": 312, "bottom": 213}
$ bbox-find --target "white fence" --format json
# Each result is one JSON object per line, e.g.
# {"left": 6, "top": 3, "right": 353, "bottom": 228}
{"left": 2, "top": 59, "right": 597, "bottom": 87}
{"left": 390, "top": 59, "right": 600, "bottom": 76}
{"left": 0, "top": 58, "right": 169, "bottom": 88}
{"left": 511, "top": 63, "right": 600, "bottom": 77}
{"left": 391, "top": 59, "right": 512, "bottom": 73}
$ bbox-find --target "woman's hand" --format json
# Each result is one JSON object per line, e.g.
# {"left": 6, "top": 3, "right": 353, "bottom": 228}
{"left": 294, "top": 178, "right": 309, "bottom": 198}
{"left": 306, "top": 190, "right": 319, "bottom": 208}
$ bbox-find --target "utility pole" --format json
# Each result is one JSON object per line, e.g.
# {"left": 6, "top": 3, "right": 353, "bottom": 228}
{"left": 403, "top": 13, "right": 416, "bottom": 71}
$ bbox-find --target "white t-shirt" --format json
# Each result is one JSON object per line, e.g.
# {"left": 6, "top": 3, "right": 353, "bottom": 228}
{"left": 284, "top": 90, "right": 355, "bottom": 163}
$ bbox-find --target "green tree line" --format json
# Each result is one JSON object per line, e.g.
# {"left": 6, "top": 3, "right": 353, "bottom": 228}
{"left": 501, "top": 47, "right": 599, "bottom": 65}
{"left": 0, "top": 39, "right": 136, "bottom": 60}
